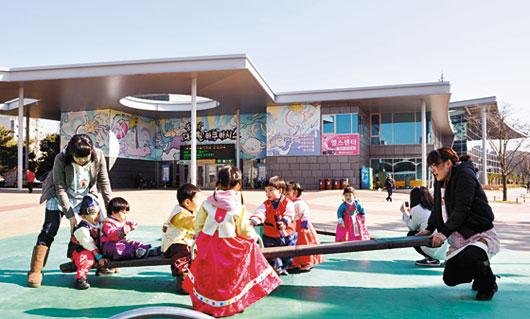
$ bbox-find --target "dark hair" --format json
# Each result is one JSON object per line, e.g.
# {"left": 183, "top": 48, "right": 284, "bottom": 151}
{"left": 409, "top": 186, "right": 433, "bottom": 210}
{"left": 286, "top": 181, "right": 304, "bottom": 198}
{"left": 79, "top": 195, "right": 100, "bottom": 216}
{"left": 427, "top": 147, "right": 459, "bottom": 167}
{"left": 64, "top": 134, "right": 96, "bottom": 166}
{"left": 107, "top": 197, "right": 130, "bottom": 214}
{"left": 177, "top": 183, "right": 201, "bottom": 206}
{"left": 343, "top": 186, "right": 356, "bottom": 196}
{"left": 265, "top": 176, "right": 286, "bottom": 192}
{"left": 214, "top": 166, "right": 244, "bottom": 204}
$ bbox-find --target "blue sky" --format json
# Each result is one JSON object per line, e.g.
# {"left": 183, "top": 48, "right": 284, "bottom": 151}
{"left": 2, "top": 0, "right": 529, "bottom": 123}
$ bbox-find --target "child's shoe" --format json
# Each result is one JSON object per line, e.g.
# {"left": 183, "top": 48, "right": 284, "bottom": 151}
{"left": 96, "top": 267, "right": 118, "bottom": 276}
{"left": 135, "top": 247, "right": 147, "bottom": 258}
{"left": 75, "top": 278, "right": 90, "bottom": 290}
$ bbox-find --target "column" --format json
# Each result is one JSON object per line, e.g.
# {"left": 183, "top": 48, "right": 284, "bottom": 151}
{"left": 25, "top": 111, "right": 30, "bottom": 171}
{"left": 421, "top": 100, "right": 427, "bottom": 187}
{"left": 190, "top": 74, "right": 197, "bottom": 185}
{"left": 481, "top": 106, "right": 488, "bottom": 185}
{"left": 236, "top": 108, "right": 240, "bottom": 170}
{"left": 17, "top": 87, "right": 24, "bottom": 191}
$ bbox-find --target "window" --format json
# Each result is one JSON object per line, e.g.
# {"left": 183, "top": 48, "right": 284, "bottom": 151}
{"left": 322, "top": 115, "right": 334, "bottom": 134}
{"left": 381, "top": 113, "right": 392, "bottom": 145}
{"left": 336, "top": 114, "right": 351, "bottom": 133}
{"left": 352, "top": 113, "right": 359, "bottom": 134}
{"left": 322, "top": 113, "right": 359, "bottom": 134}
{"left": 371, "top": 111, "right": 431, "bottom": 145}
{"left": 393, "top": 113, "right": 415, "bottom": 144}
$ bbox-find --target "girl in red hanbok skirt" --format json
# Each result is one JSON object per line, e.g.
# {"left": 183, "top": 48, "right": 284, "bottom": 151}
{"left": 286, "top": 181, "right": 323, "bottom": 272}
{"left": 335, "top": 186, "right": 370, "bottom": 242}
{"left": 183, "top": 166, "right": 281, "bottom": 317}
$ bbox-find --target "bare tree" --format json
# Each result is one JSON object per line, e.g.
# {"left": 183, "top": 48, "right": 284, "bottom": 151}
{"left": 468, "top": 104, "right": 530, "bottom": 201}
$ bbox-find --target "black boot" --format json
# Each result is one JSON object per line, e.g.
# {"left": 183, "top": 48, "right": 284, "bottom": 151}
{"left": 475, "top": 260, "right": 498, "bottom": 301}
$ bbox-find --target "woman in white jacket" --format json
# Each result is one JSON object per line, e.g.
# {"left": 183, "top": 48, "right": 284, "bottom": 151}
{"left": 401, "top": 186, "right": 447, "bottom": 266}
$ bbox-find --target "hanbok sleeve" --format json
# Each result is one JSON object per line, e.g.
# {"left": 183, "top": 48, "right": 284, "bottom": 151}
{"left": 194, "top": 206, "right": 208, "bottom": 235}
{"left": 236, "top": 206, "right": 259, "bottom": 240}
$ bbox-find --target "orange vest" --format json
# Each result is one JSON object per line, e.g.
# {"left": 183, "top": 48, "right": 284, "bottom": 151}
{"left": 263, "top": 197, "right": 295, "bottom": 238}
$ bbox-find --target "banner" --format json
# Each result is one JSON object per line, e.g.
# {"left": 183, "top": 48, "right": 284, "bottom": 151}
{"left": 322, "top": 133, "right": 360, "bottom": 156}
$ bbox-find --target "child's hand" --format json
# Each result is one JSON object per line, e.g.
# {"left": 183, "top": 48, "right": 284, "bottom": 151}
{"left": 126, "top": 220, "right": 138, "bottom": 231}
{"left": 338, "top": 217, "right": 344, "bottom": 228}
{"left": 277, "top": 220, "right": 286, "bottom": 230}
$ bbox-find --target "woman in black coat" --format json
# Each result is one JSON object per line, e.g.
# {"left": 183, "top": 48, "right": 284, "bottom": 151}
{"left": 417, "top": 147, "right": 500, "bottom": 301}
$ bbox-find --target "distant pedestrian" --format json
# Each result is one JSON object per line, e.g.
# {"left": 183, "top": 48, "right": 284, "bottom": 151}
{"left": 384, "top": 174, "right": 395, "bottom": 202}
{"left": 527, "top": 181, "right": 530, "bottom": 194}
{"left": 26, "top": 169, "right": 36, "bottom": 193}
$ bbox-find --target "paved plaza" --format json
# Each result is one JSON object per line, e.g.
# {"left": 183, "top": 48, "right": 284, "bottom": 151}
{"left": 1, "top": 187, "right": 529, "bottom": 318}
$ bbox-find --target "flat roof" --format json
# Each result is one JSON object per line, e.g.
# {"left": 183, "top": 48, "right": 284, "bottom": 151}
{"left": 0, "top": 54, "right": 453, "bottom": 139}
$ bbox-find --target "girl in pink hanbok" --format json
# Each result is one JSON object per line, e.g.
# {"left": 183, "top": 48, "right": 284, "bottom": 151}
{"left": 335, "top": 186, "right": 370, "bottom": 242}
{"left": 183, "top": 166, "right": 281, "bottom": 317}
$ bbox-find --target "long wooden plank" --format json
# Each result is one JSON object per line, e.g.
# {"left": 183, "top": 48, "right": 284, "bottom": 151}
{"left": 60, "top": 236, "right": 431, "bottom": 273}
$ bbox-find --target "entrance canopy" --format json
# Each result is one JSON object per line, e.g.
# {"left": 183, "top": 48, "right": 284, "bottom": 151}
{"left": 0, "top": 54, "right": 275, "bottom": 119}
{"left": 450, "top": 96, "right": 527, "bottom": 140}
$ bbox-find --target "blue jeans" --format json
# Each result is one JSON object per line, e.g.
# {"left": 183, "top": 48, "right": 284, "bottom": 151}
{"left": 36, "top": 209, "right": 64, "bottom": 247}
{"left": 263, "top": 233, "right": 298, "bottom": 271}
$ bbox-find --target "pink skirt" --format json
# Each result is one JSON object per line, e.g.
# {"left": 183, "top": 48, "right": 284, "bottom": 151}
{"left": 335, "top": 213, "right": 370, "bottom": 242}
{"left": 183, "top": 231, "right": 281, "bottom": 317}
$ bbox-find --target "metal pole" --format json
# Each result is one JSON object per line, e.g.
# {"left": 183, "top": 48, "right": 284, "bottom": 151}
{"left": 17, "top": 86, "right": 24, "bottom": 191}
{"left": 421, "top": 100, "right": 427, "bottom": 187}
{"left": 236, "top": 108, "right": 240, "bottom": 170}
{"left": 25, "top": 111, "right": 30, "bottom": 171}
{"left": 481, "top": 106, "right": 488, "bottom": 185}
{"left": 190, "top": 74, "right": 197, "bottom": 185}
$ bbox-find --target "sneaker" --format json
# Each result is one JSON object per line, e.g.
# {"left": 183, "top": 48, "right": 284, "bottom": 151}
{"left": 415, "top": 258, "right": 441, "bottom": 267}
{"left": 135, "top": 248, "right": 147, "bottom": 258}
{"left": 75, "top": 278, "right": 90, "bottom": 290}
{"left": 96, "top": 267, "right": 118, "bottom": 276}
{"left": 299, "top": 265, "right": 313, "bottom": 272}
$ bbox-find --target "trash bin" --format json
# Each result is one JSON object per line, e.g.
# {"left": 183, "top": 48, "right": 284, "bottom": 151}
{"left": 319, "top": 179, "right": 325, "bottom": 190}
{"left": 340, "top": 178, "right": 349, "bottom": 189}
{"left": 325, "top": 178, "right": 332, "bottom": 190}
{"left": 333, "top": 179, "right": 341, "bottom": 189}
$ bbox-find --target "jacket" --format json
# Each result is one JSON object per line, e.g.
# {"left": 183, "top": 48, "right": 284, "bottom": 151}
{"left": 40, "top": 148, "right": 112, "bottom": 219}
{"left": 161, "top": 204, "right": 195, "bottom": 252}
{"left": 197, "top": 191, "right": 257, "bottom": 240}
{"left": 427, "top": 160, "right": 494, "bottom": 239}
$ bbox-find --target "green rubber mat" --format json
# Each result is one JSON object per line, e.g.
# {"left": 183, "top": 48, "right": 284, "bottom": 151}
{"left": 1, "top": 226, "right": 528, "bottom": 318}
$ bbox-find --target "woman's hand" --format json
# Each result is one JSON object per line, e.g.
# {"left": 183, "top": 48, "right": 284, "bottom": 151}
{"left": 400, "top": 203, "right": 410, "bottom": 215}
{"left": 431, "top": 232, "right": 447, "bottom": 247}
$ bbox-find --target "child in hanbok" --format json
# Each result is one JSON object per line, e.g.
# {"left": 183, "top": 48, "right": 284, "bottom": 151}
{"left": 286, "top": 181, "right": 323, "bottom": 272}
{"left": 250, "top": 176, "right": 297, "bottom": 276}
{"left": 101, "top": 197, "right": 151, "bottom": 260}
{"left": 183, "top": 166, "right": 281, "bottom": 317}
{"left": 335, "top": 186, "right": 370, "bottom": 242}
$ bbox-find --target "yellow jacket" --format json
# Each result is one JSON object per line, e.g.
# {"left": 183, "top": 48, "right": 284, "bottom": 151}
{"left": 161, "top": 204, "right": 195, "bottom": 252}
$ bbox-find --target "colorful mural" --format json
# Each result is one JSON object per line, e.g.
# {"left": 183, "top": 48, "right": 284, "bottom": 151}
{"left": 110, "top": 111, "right": 160, "bottom": 160}
{"left": 61, "top": 109, "right": 267, "bottom": 161}
{"left": 60, "top": 110, "right": 111, "bottom": 153}
{"left": 240, "top": 113, "right": 267, "bottom": 159}
{"left": 266, "top": 104, "right": 320, "bottom": 156}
